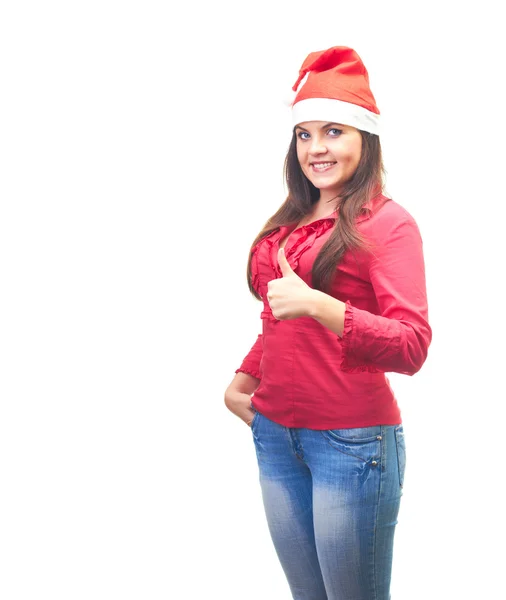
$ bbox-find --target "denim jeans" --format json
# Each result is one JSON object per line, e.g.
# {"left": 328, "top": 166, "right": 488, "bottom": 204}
{"left": 249, "top": 407, "right": 405, "bottom": 600}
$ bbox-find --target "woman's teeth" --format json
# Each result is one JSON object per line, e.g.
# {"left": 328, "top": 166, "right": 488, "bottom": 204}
{"left": 312, "top": 162, "right": 336, "bottom": 171}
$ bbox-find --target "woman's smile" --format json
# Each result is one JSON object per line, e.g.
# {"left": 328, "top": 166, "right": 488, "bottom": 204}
{"left": 311, "top": 161, "right": 337, "bottom": 173}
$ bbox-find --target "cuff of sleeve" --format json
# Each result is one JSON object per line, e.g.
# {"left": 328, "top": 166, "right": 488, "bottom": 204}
{"left": 341, "top": 300, "right": 354, "bottom": 346}
{"left": 340, "top": 301, "right": 381, "bottom": 373}
{"left": 235, "top": 367, "right": 262, "bottom": 379}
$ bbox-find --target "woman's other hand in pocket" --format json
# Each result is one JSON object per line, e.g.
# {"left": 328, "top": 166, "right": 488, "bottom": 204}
{"left": 224, "top": 372, "right": 260, "bottom": 426}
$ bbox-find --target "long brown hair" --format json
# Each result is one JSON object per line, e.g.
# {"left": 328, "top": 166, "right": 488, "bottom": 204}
{"left": 247, "top": 129, "right": 385, "bottom": 299}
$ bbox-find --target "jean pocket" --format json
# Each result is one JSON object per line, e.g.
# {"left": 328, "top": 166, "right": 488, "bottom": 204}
{"left": 320, "top": 426, "right": 382, "bottom": 463}
{"left": 394, "top": 425, "right": 406, "bottom": 488}
{"left": 249, "top": 405, "right": 260, "bottom": 434}
{"left": 324, "top": 426, "right": 382, "bottom": 444}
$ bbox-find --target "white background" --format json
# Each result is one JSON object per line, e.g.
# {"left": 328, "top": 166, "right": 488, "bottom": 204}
{"left": 0, "top": 1, "right": 504, "bottom": 598}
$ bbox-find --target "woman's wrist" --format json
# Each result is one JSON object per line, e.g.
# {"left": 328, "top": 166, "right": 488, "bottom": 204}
{"left": 308, "top": 290, "right": 346, "bottom": 337}
{"left": 307, "top": 289, "right": 332, "bottom": 319}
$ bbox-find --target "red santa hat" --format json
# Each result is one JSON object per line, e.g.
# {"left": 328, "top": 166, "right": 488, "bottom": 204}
{"left": 290, "top": 46, "right": 380, "bottom": 135}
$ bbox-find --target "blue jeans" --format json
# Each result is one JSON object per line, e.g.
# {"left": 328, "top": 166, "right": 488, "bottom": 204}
{"left": 249, "top": 408, "right": 405, "bottom": 600}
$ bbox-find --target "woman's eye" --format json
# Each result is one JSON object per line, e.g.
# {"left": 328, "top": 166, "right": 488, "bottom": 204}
{"left": 328, "top": 128, "right": 342, "bottom": 136}
{"left": 297, "top": 132, "right": 310, "bottom": 140}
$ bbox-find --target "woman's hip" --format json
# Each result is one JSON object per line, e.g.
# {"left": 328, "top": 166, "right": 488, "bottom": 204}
{"left": 250, "top": 411, "right": 405, "bottom": 501}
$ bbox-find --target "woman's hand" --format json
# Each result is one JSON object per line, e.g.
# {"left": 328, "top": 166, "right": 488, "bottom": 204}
{"left": 267, "top": 248, "right": 319, "bottom": 320}
{"left": 224, "top": 390, "right": 257, "bottom": 426}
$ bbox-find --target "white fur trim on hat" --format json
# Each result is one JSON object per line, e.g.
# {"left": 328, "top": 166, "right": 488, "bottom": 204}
{"left": 292, "top": 98, "right": 380, "bottom": 135}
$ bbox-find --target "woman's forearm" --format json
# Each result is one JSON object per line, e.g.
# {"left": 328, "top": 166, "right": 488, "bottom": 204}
{"left": 308, "top": 290, "right": 346, "bottom": 338}
{"left": 308, "top": 287, "right": 431, "bottom": 375}
{"left": 226, "top": 371, "right": 261, "bottom": 396}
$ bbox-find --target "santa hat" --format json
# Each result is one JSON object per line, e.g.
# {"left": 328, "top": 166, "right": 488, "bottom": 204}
{"left": 290, "top": 46, "right": 380, "bottom": 135}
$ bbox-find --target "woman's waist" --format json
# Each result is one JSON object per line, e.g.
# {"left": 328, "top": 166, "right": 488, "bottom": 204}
{"left": 251, "top": 381, "right": 399, "bottom": 429}
{"left": 257, "top": 361, "right": 391, "bottom": 399}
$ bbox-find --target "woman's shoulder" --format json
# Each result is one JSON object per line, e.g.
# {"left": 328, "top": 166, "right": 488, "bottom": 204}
{"left": 367, "top": 195, "right": 420, "bottom": 229}
{"left": 361, "top": 195, "right": 423, "bottom": 247}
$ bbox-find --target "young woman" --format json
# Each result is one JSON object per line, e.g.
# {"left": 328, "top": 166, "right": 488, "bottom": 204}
{"left": 224, "top": 46, "right": 432, "bottom": 600}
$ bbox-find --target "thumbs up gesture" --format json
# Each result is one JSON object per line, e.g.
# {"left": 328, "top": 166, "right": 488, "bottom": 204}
{"left": 267, "top": 248, "right": 318, "bottom": 320}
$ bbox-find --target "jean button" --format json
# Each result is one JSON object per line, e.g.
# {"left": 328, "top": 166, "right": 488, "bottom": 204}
{"left": 376, "top": 435, "right": 382, "bottom": 440}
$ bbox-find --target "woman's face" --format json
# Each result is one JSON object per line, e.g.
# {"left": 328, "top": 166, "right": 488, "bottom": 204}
{"left": 295, "top": 121, "right": 362, "bottom": 197}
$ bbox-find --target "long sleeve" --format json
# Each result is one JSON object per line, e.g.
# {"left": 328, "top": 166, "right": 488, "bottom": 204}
{"left": 235, "top": 334, "right": 263, "bottom": 379}
{"left": 340, "top": 217, "right": 432, "bottom": 375}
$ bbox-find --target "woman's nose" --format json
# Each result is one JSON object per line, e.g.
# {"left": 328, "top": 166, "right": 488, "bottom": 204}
{"left": 309, "top": 136, "right": 326, "bottom": 154}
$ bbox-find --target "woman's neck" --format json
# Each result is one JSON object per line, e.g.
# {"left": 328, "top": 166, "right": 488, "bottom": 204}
{"left": 310, "top": 193, "right": 340, "bottom": 218}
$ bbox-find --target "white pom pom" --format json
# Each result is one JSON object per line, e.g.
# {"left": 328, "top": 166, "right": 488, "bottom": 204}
{"left": 282, "top": 88, "right": 297, "bottom": 107}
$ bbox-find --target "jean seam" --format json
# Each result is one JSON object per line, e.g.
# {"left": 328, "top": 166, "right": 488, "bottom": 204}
{"left": 371, "top": 424, "right": 387, "bottom": 600}
{"left": 394, "top": 426, "right": 405, "bottom": 488}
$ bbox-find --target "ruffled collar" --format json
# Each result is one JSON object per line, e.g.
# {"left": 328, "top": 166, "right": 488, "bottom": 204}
{"left": 259, "top": 216, "right": 336, "bottom": 323}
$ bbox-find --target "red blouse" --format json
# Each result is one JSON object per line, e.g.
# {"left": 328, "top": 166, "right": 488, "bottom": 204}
{"left": 235, "top": 194, "right": 432, "bottom": 429}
